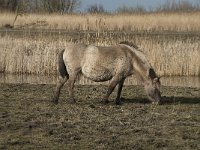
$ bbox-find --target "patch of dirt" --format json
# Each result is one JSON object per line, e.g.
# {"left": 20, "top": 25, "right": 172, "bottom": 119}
{"left": 0, "top": 83, "right": 199, "bottom": 149}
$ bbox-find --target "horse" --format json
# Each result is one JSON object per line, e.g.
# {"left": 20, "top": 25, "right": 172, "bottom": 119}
{"left": 52, "top": 41, "right": 161, "bottom": 105}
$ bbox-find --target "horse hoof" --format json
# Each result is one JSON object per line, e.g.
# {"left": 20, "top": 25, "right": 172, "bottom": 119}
{"left": 101, "top": 99, "right": 109, "bottom": 104}
{"left": 52, "top": 100, "right": 58, "bottom": 104}
{"left": 116, "top": 97, "right": 123, "bottom": 105}
{"left": 51, "top": 97, "right": 58, "bottom": 104}
{"left": 68, "top": 98, "right": 76, "bottom": 104}
{"left": 116, "top": 101, "right": 122, "bottom": 105}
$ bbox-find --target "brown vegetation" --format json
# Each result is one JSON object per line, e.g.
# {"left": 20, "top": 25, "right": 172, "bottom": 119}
{"left": 0, "top": 11, "right": 199, "bottom": 82}
{"left": 0, "top": 83, "right": 199, "bottom": 149}
{"left": 0, "top": 13, "right": 200, "bottom": 32}
{"left": 0, "top": 32, "right": 199, "bottom": 78}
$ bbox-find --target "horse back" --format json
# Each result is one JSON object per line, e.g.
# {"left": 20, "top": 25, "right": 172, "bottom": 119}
{"left": 81, "top": 45, "right": 133, "bottom": 81}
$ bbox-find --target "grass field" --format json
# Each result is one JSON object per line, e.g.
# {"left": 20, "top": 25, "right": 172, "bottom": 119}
{"left": 1, "top": 12, "right": 200, "bottom": 32}
{"left": 0, "top": 12, "right": 200, "bottom": 77}
{"left": 0, "top": 83, "right": 199, "bottom": 149}
{"left": 0, "top": 31, "right": 199, "bottom": 77}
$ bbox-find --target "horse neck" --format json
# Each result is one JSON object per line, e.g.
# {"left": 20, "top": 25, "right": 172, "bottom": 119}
{"left": 123, "top": 44, "right": 152, "bottom": 83}
{"left": 132, "top": 58, "right": 151, "bottom": 83}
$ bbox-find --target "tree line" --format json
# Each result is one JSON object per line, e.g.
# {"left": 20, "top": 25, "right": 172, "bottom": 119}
{"left": 0, "top": 0, "right": 200, "bottom": 14}
{"left": 0, "top": 0, "right": 80, "bottom": 13}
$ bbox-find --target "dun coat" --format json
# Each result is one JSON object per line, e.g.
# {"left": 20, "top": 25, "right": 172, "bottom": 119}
{"left": 52, "top": 41, "right": 161, "bottom": 105}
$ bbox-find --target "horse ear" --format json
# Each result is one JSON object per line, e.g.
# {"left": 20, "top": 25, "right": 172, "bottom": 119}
{"left": 148, "top": 68, "right": 156, "bottom": 79}
{"left": 156, "top": 76, "right": 163, "bottom": 82}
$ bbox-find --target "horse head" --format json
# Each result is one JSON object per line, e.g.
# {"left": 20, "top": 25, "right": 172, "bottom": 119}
{"left": 144, "top": 68, "right": 162, "bottom": 104}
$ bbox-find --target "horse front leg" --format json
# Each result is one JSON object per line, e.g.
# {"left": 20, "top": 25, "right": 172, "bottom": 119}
{"left": 102, "top": 76, "right": 123, "bottom": 104}
{"left": 116, "top": 78, "right": 125, "bottom": 105}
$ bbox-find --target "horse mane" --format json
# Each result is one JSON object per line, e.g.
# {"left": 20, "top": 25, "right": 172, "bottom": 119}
{"left": 120, "top": 41, "right": 155, "bottom": 79}
{"left": 119, "top": 41, "right": 139, "bottom": 50}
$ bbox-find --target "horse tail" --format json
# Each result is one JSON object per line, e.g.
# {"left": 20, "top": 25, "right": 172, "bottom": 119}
{"left": 58, "top": 49, "right": 68, "bottom": 78}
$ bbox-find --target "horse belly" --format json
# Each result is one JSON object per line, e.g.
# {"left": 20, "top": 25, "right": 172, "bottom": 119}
{"left": 82, "top": 66, "right": 113, "bottom": 82}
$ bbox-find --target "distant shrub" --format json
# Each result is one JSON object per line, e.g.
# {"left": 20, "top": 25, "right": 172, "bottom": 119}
{"left": 87, "top": 4, "right": 106, "bottom": 14}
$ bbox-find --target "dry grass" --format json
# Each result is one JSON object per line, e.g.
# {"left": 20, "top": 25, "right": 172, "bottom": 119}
{"left": 0, "top": 83, "right": 200, "bottom": 149}
{"left": 0, "top": 36, "right": 59, "bottom": 75}
{"left": 139, "top": 37, "right": 200, "bottom": 76}
{"left": 0, "top": 33, "right": 199, "bottom": 79}
{"left": 0, "top": 12, "right": 200, "bottom": 32}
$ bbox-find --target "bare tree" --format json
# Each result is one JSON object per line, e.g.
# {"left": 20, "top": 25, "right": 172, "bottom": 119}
{"left": 87, "top": 4, "right": 106, "bottom": 14}
{"left": 41, "top": 0, "right": 80, "bottom": 14}
{"left": 116, "top": 5, "right": 146, "bottom": 14}
{"left": 0, "top": 0, "right": 80, "bottom": 13}
{"left": 156, "top": 0, "right": 199, "bottom": 12}
{"left": 0, "top": 0, "right": 19, "bottom": 12}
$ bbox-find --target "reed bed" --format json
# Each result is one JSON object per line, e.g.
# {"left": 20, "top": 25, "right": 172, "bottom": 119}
{"left": 0, "top": 12, "right": 200, "bottom": 32}
{"left": 0, "top": 32, "right": 199, "bottom": 80}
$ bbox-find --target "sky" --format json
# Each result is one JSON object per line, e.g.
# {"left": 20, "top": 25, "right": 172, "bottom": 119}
{"left": 79, "top": 0, "right": 199, "bottom": 12}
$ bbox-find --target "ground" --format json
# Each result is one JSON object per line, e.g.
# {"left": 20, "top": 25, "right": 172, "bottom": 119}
{"left": 0, "top": 83, "right": 199, "bottom": 149}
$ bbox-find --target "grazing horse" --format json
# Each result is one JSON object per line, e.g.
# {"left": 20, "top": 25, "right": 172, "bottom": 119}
{"left": 52, "top": 41, "right": 161, "bottom": 105}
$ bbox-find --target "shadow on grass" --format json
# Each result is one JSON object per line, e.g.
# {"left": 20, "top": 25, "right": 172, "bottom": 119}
{"left": 161, "top": 96, "right": 200, "bottom": 104}
{"left": 121, "top": 97, "right": 150, "bottom": 104}
{"left": 121, "top": 96, "right": 200, "bottom": 105}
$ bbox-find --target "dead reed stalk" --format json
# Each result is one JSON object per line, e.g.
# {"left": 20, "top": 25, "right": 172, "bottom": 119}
{"left": 0, "top": 33, "right": 199, "bottom": 79}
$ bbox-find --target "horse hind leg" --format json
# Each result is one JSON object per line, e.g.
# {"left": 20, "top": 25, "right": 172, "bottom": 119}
{"left": 67, "top": 70, "right": 80, "bottom": 104}
{"left": 52, "top": 49, "right": 68, "bottom": 104}
{"left": 52, "top": 75, "right": 68, "bottom": 104}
